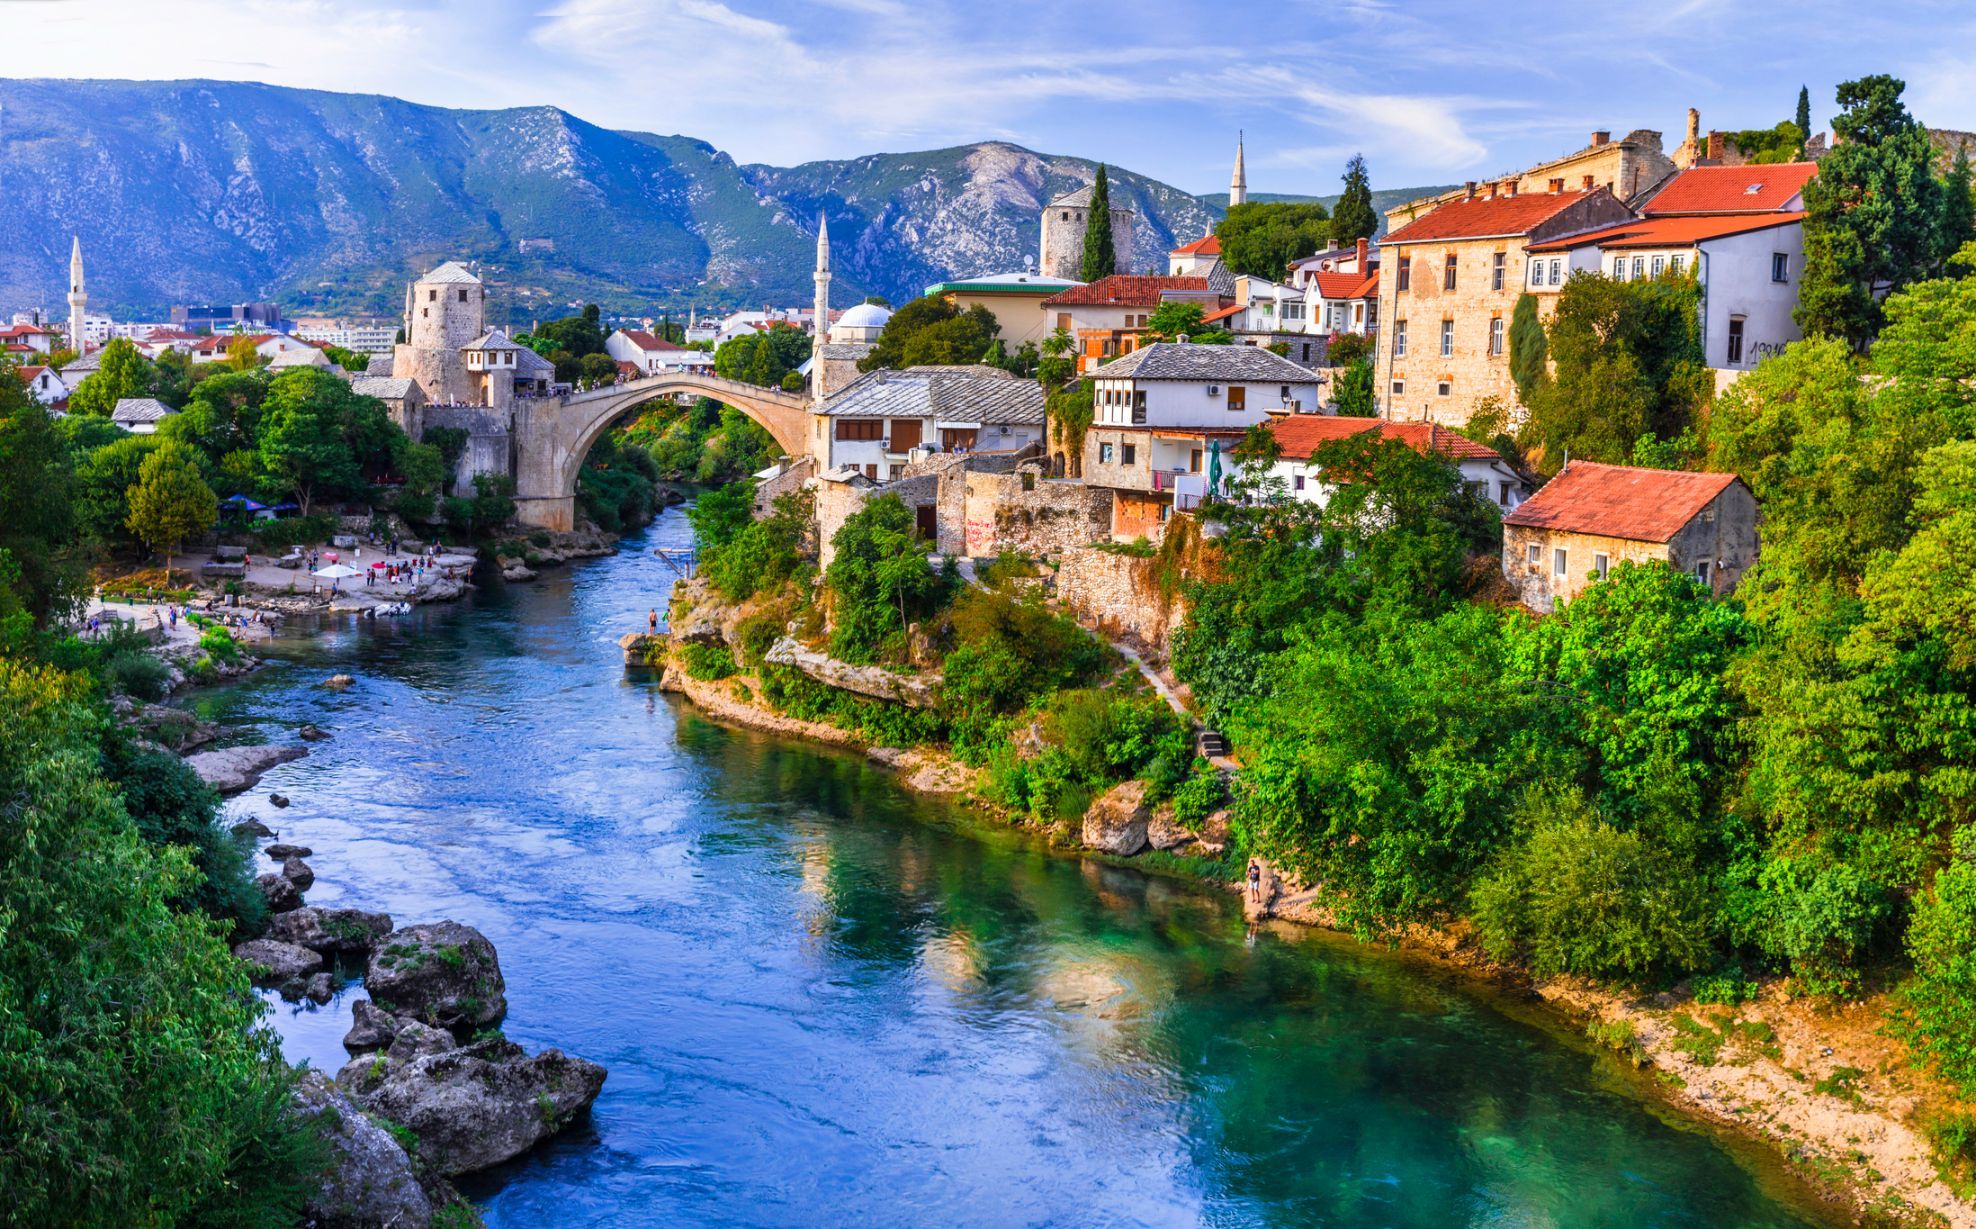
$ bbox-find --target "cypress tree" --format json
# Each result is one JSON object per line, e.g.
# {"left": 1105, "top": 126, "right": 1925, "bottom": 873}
{"left": 1508, "top": 293, "right": 1548, "bottom": 402}
{"left": 1080, "top": 165, "right": 1117, "bottom": 282}
{"left": 1943, "top": 147, "right": 1975, "bottom": 270}
{"left": 1795, "top": 86, "right": 1812, "bottom": 155}
{"left": 1329, "top": 154, "right": 1378, "bottom": 248}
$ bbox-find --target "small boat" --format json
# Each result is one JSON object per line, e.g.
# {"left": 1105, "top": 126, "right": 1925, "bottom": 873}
{"left": 375, "top": 601, "right": 413, "bottom": 617}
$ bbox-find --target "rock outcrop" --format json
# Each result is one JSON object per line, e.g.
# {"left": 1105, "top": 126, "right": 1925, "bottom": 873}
{"left": 619, "top": 632, "right": 667, "bottom": 668}
{"left": 293, "top": 1070, "right": 436, "bottom": 1229}
{"left": 343, "top": 1000, "right": 402, "bottom": 1054}
{"left": 282, "top": 856, "right": 316, "bottom": 890}
{"left": 184, "top": 743, "right": 306, "bottom": 794}
{"left": 257, "top": 872, "right": 304, "bottom": 913}
{"left": 366, "top": 921, "right": 506, "bottom": 1028}
{"left": 233, "top": 938, "right": 324, "bottom": 984}
{"left": 267, "top": 843, "right": 314, "bottom": 859}
{"left": 764, "top": 637, "right": 941, "bottom": 708}
{"left": 268, "top": 906, "right": 395, "bottom": 955}
{"left": 338, "top": 1039, "right": 607, "bottom": 1177}
{"left": 1082, "top": 780, "right": 1151, "bottom": 856}
{"left": 1145, "top": 802, "right": 1194, "bottom": 851}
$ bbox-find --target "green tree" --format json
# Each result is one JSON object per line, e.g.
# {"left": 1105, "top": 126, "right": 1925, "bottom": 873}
{"left": 1080, "top": 165, "right": 1117, "bottom": 282}
{"left": 824, "top": 494, "right": 946, "bottom": 662}
{"left": 858, "top": 297, "right": 999, "bottom": 372}
{"left": 715, "top": 325, "right": 812, "bottom": 387}
{"left": 1332, "top": 358, "right": 1374, "bottom": 416}
{"left": 1725, "top": 120, "right": 1807, "bottom": 165}
{"left": 1218, "top": 201, "right": 1332, "bottom": 281}
{"left": 1941, "top": 147, "right": 1975, "bottom": 269}
{"left": 1143, "top": 301, "right": 1230, "bottom": 343}
{"left": 1796, "top": 85, "right": 1813, "bottom": 155}
{"left": 536, "top": 304, "right": 607, "bottom": 358}
{"left": 73, "top": 434, "right": 159, "bottom": 550}
{"left": 1507, "top": 292, "right": 1548, "bottom": 402}
{"left": 64, "top": 338, "right": 153, "bottom": 417}
{"left": 1329, "top": 153, "right": 1378, "bottom": 248}
{"left": 125, "top": 440, "right": 217, "bottom": 580}
{"left": 254, "top": 369, "right": 396, "bottom": 516}
{"left": 1796, "top": 74, "right": 1945, "bottom": 349}
{"left": 0, "top": 383, "right": 80, "bottom": 627}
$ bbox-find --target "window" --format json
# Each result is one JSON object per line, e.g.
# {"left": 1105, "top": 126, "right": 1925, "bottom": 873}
{"left": 835, "top": 418, "right": 883, "bottom": 441}
{"left": 1593, "top": 552, "right": 1609, "bottom": 578}
{"left": 1531, "top": 260, "right": 1545, "bottom": 286}
{"left": 428, "top": 290, "right": 437, "bottom": 302}
{"left": 1492, "top": 251, "right": 1506, "bottom": 291}
{"left": 1614, "top": 255, "right": 1629, "bottom": 281}
{"left": 888, "top": 464, "right": 904, "bottom": 480}
{"left": 1440, "top": 319, "right": 1454, "bottom": 358}
{"left": 1056, "top": 313, "right": 1072, "bottom": 331}
{"left": 1727, "top": 315, "right": 1746, "bottom": 364}
{"left": 1443, "top": 254, "right": 1458, "bottom": 290}
{"left": 1670, "top": 255, "right": 1685, "bottom": 275}
{"left": 1489, "top": 317, "right": 1504, "bottom": 356}
{"left": 457, "top": 289, "right": 468, "bottom": 303}
{"left": 1391, "top": 379, "right": 1405, "bottom": 396}
{"left": 1293, "top": 473, "right": 1306, "bottom": 491}
{"left": 1394, "top": 319, "right": 1408, "bottom": 357}
{"left": 1189, "top": 449, "right": 1203, "bottom": 473}
{"left": 1121, "top": 444, "right": 1136, "bottom": 466}
{"left": 1436, "top": 380, "right": 1451, "bottom": 397}
{"left": 1227, "top": 385, "right": 1246, "bottom": 412}
{"left": 1498, "top": 481, "right": 1514, "bottom": 507}
{"left": 1548, "top": 258, "right": 1561, "bottom": 287}
{"left": 1696, "top": 560, "right": 1713, "bottom": 584}
{"left": 863, "top": 464, "right": 878, "bottom": 480}
{"left": 1772, "top": 252, "right": 1789, "bottom": 283}
{"left": 1527, "top": 543, "right": 1541, "bottom": 565}
{"left": 1632, "top": 256, "right": 1645, "bottom": 280}
{"left": 1650, "top": 255, "right": 1665, "bottom": 278}
{"left": 1131, "top": 389, "right": 1147, "bottom": 424}
{"left": 1397, "top": 256, "right": 1411, "bottom": 291}
{"left": 1099, "top": 442, "right": 1115, "bottom": 464}
{"left": 1553, "top": 547, "right": 1569, "bottom": 578}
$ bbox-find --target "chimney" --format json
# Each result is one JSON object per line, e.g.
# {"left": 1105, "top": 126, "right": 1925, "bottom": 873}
{"left": 1686, "top": 107, "right": 1701, "bottom": 146}
{"left": 1354, "top": 237, "right": 1368, "bottom": 269}
{"left": 1707, "top": 131, "right": 1724, "bottom": 161}
{"left": 1488, "top": 182, "right": 1499, "bottom": 199}
{"left": 1464, "top": 181, "right": 1477, "bottom": 199}
{"left": 1504, "top": 180, "right": 1519, "bottom": 197}
{"left": 1591, "top": 130, "right": 1610, "bottom": 147}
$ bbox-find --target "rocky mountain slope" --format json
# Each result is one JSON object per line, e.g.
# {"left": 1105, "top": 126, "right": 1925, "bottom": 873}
{"left": 0, "top": 79, "right": 1233, "bottom": 320}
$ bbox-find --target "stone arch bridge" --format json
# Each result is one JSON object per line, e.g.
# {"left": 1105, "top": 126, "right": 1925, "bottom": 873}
{"left": 512, "top": 373, "right": 811, "bottom": 531}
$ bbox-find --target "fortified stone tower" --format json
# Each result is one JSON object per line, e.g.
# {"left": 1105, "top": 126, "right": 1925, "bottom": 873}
{"left": 393, "top": 261, "right": 486, "bottom": 405}
{"left": 67, "top": 236, "right": 88, "bottom": 357}
{"left": 1038, "top": 182, "right": 1135, "bottom": 281}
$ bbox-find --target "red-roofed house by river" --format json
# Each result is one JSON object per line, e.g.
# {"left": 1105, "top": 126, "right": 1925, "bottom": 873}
{"left": 1500, "top": 460, "right": 1758, "bottom": 612}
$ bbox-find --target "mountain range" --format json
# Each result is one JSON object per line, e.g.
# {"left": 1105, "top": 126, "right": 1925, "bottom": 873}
{"left": 0, "top": 78, "right": 1435, "bottom": 323}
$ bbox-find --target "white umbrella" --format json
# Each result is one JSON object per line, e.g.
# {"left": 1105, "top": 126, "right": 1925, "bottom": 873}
{"left": 312, "top": 563, "right": 361, "bottom": 579}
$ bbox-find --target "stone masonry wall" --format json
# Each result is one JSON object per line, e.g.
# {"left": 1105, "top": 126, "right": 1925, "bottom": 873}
{"left": 1055, "top": 544, "right": 1188, "bottom": 660}
{"left": 961, "top": 468, "right": 1111, "bottom": 559}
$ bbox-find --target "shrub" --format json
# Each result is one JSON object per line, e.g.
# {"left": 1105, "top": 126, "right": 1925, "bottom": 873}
{"left": 1894, "top": 840, "right": 1976, "bottom": 1093}
{"left": 734, "top": 612, "right": 785, "bottom": 669}
{"left": 198, "top": 626, "right": 242, "bottom": 665}
{"left": 1171, "top": 764, "right": 1227, "bottom": 827}
{"left": 1470, "top": 787, "right": 1713, "bottom": 982}
{"left": 102, "top": 648, "right": 170, "bottom": 701}
{"left": 680, "top": 642, "right": 736, "bottom": 681}
{"left": 249, "top": 512, "right": 338, "bottom": 551}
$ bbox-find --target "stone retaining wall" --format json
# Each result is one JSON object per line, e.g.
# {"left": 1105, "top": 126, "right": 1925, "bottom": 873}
{"left": 1055, "top": 544, "right": 1188, "bottom": 660}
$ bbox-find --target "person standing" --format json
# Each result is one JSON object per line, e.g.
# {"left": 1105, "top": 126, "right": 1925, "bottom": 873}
{"left": 649, "top": 608, "right": 658, "bottom": 633}
{"left": 1246, "top": 859, "right": 1263, "bottom": 904}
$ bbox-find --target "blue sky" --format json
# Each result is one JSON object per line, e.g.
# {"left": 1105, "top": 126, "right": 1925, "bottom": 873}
{"left": 8, "top": 0, "right": 1973, "bottom": 193}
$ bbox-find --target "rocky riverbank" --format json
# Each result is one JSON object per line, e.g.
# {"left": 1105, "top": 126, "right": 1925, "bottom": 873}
{"left": 221, "top": 716, "right": 608, "bottom": 1228}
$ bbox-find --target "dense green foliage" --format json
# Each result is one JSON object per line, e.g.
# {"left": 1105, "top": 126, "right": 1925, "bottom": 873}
{"left": 1507, "top": 293, "right": 1548, "bottom": 403}
{"left": 714, "top": 325, "right": 812, "bottom": 388}
{"left": 0, "top": 373, "right": 82, "bottom": 629}
{"left": 823, "top": 495, "right": 949, "bottom": 662}
{"left": 859, "top": 297, "right": 1001, "bottom": 372}
{"left": 695, "top": 483, "right": 813, "bottom": 603}
{"left": 575, "top": 430, "right": 661, "bottom": 534}
{"left": 621, "top": 398, "right": 777, "bottom": 486}
{"left": 1329, "top": 154, "right": 1378, "bottom": 249}
{"left": 1080, "top": 164, "right": 1118, "bottom": 282}
{"left": 1144, "top": 302, "right": 1231, "bottom": 344}
{"left": 125, "top": 440, "right": 217, "bottom": 578}
{"left": 1217, "top": 200, "right": 1332, "bottom": 281}
{"left": 1331, "top": 358, "right": 1374, "bottom": 416}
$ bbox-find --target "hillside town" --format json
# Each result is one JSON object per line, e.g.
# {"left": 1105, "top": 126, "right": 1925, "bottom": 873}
{"left": 11, "top": 61, "right": 1976, "bottom": 1229}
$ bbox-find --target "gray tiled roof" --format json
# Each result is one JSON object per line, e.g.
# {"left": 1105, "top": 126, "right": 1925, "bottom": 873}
{"left": 819, "top": 366, "right": 1044, "bottom": 425}
{"left": 514, "top": 346, "right": 554, "bottom": 377}
{"left": 366, "top": 351, "right": 396, "bottom": 376}
{"left": 419, "top": 261, "right": 481, "bottom": 285}
{"left": 1047, "top": 184, "right": 1135, "bottom": 212}
{"left": 351, "top": 377, "right": 417, "bottom": 400}
{"left": 463, "top": 328, "right": 524, "bottom": 351}
{"left": 815, "top": 342, "right": 873, "bottom": 361}
{"left": 111, "top": 397, "right": 176, "bottom": 424}
{"left": 62, "top": 352, "right": 103, "bottom": 375}
{"left": 1092, "top": 341, "right": 1320, "bottom": 383}
{"left": 1203, "top": 262, "right": 1237, "bottom": 297}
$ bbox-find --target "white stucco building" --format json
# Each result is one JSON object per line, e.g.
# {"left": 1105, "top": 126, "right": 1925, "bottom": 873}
{"left": 813, "top": 365, "right": 1045, "bottom": 481}
{"left": 1263, "top": 414, "right": 1526, "bottom": 510}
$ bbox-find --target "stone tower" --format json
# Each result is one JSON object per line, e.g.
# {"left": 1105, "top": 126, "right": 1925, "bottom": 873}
{"left": 1230, "top": 132, "right": 1247, "bottom": 207}
{"left": 811, "top": 212, "right": 831, "bottom": 406}
{"left": 392, "top": 261, "right": 486, "bottom": 405}
{"left": 1038, "top": 181, "right": 1136, "bottom": 281}
{"left": 67, "top": 236, "right": 88, "bottom": 356}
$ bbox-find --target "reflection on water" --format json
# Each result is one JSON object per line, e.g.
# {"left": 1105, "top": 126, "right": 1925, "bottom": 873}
{"left": 193, "top": 513, "right": 1833, "bottom": 1228}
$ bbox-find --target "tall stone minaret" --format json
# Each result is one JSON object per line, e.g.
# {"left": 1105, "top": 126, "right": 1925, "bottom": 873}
{"left": 67, "top": 236, "right": 89, "bottom": 356}
{"left": 810, "top": 211, "right": 832, "bottom": 406}
{"left": 1229, "top": 132, "right": 1248, "bottom": 208}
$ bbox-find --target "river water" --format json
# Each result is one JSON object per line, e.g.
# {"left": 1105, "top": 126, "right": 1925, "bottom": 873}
{"left": 187, "top": 510, "right": 1834, "bottom": 1228}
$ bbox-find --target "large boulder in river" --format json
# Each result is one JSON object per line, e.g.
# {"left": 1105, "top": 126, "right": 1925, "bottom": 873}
{"left": 1081, "top": 780, "right": 1150, "bottom": 856}
{"left": 343, "top": 1038, "right": 607, "bottom": 1177}
{"left": 292, "top": 1070, "right": 435, "bottom": 1229}
{"left": 343, "top": 1000, "right": 402, "bottom": 1053}
{"left": 233, "top": 938, "right": 324, "bottom": 985}
{"left": 366, "top": 921, "right": 506, "bottom": 1028}
{"left": 282, "top": 856, "right": 316, "bottom": 890}
{"left": 183, "top": 743, "right": 306, "bottom": 794}
{"left": 1145, "top": 801, "right": 1194, "bottom": 852}
{"left": 257, "top": 872, "right": 304, "bottom": 913}
{"left": 269, "top": 906, "right": 394, "bottom": 955}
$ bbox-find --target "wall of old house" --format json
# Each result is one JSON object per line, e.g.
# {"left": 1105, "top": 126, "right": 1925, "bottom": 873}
{"left": 1666, "top": 483, "right": 1760, "bottom": 595}
{"left": 812, "top": 479, "right": 872, "bottom": 572}
{"left": 1500, "top": 524, "right": 1669, "bottom": 613}
{"left": 961, "top": 467, "right": 1111, "bottom": 559}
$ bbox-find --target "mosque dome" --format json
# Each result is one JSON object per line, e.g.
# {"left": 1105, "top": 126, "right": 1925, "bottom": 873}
{"left": 833, "top": 302, "right": 893, "bottom": 336}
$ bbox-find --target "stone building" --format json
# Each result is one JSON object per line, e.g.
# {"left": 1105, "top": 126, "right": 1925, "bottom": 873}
{"left": 1384, "top": 128, "right": 1677, "bottom": 231}
{"left": 1375, "top": 186, "right": 1634, "bottom": 427}
{"left": 1500, "top": 460, "right": 1758, "bottom": 613}
{"left": 809, "top": 364, "right": 1044, "bottom": 480}
{"left": 1038, "top": 183, "right": 1136, "bottom": 282}
{"left": 1039, "top": 274, "right": 1225, "bottom": 376}
{"left": 394, "top": 261, "right": 488, "bottom": 406}
{"left": 922, "top": 272, "right": 1079, "bottom": 347}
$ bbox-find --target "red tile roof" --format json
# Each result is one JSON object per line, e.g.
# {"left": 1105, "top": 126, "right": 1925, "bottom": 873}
{"left": 1268, "top": 414, "right": 1505, "bottom": 463}
{"left": 1200, "top": 303, "right": 1243, "bottom": 323}
{"left": 618, "top": 329, "right": 681, "bottom": 351}
{"left": 1642, "top": 163, "right": 1816, "bottom": 215}
{"left": 1384, "top": 190, "right": 1598, "bottom": 245}
{"left": 16, "top": 365, "right": 47, "bottom": 382}
{"left": 1311, "top": 270, "right": 1380, "bottom": 299}
{"left": 1526, "top": 211, "right": 1805, "bottom": 253}
{"left": 1502, "top": 461, "right": 1742, "bottom": 542}
{"left": 1041, "top": 274, "right": 1212, "bottom": 307}
{"left": 0, "top": 324, "right": 53, "bottom": 340}
{"left": 1170, "top": 234, "right": 1221, "bottom": 256}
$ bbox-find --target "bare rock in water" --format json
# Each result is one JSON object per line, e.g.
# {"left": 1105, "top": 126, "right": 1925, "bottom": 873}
{"left": 270, "top": 793, "right": 291, "bottom": 808}
{"left": 323, "top": 674, "right": 355, "bottom": 689}
{"left": 1081, "top": 780, "right": 1150, "bottom": 856}
{"left": 232, "top": 817, "right": 274, "bottom": 837}
{"left": 257, "top": 872, "right": 304, "bottom": 914}
{"left": 282, "top": 856, "right": 316, "bottom": 891}
{"left": 298, "top": 723, "right": 332, "bottom": 742}
{"left": 233, "top": 938, "right": 324, "bottom": 985}
{"left": 305, "top": 972, "right": 336, "bottom": 1004}
{"left": 292, "top": 1069, "right": 436, "bottom": 1229}
{"left": 184, "top": 743, "right": 306, "bottom": 795}
{"left": 267, "top": 843, "right": 314, "bottom": 859}
{"left": 344, "top": 1000, "right": 403, "bottom": 1054}
{"left": 269, "top": 906, "right": 394, "bottom": 955}
{"left": 366, "top": 921, "right": 506, "bottom": 1029}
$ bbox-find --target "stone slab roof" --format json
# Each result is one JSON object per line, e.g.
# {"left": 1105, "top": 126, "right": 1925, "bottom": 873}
{"left": 419, "top": 261, "right": 481, "bottom": 285}
{"left": 819, "top": 366, "right": 1043, "bottom": 425}
{"left": 351, "top": 377, "right": 417, "bottom": 400}
{"left": 1503, "top": 460, "right": 1742, "bottom": 542}
{"left": 366, "top": 352, "right": 396, "bottom": 376}
{"left": 1092, "top": 341, "right": 1318, "bottom": 384}
{"left": 464, "top": 329, "right": 524, "bottom": 351}
{"left": 816, "top": 342, "right": 873, "bottom": 361}
{"left": 111, "top": 397, "right": 175, "bottom": 425}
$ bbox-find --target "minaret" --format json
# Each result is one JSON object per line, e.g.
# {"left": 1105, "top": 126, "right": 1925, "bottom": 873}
{"left": 67, "top": 236, "right": 89, "bottom": 356}
{"left": 1229, "top": 132, "right": 1248, "bottom": 208}
{"left": 810, "top": 211, "right": 831, "bottom": 405}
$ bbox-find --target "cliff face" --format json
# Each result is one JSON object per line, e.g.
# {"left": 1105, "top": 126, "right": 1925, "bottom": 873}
{"left": 0, "top": 79, "right": 1217, "bottom": 318}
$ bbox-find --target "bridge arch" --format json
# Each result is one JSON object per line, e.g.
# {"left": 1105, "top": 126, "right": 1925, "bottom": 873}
{"left": 512, "top": 373, "right": 812, "bottom": 531}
